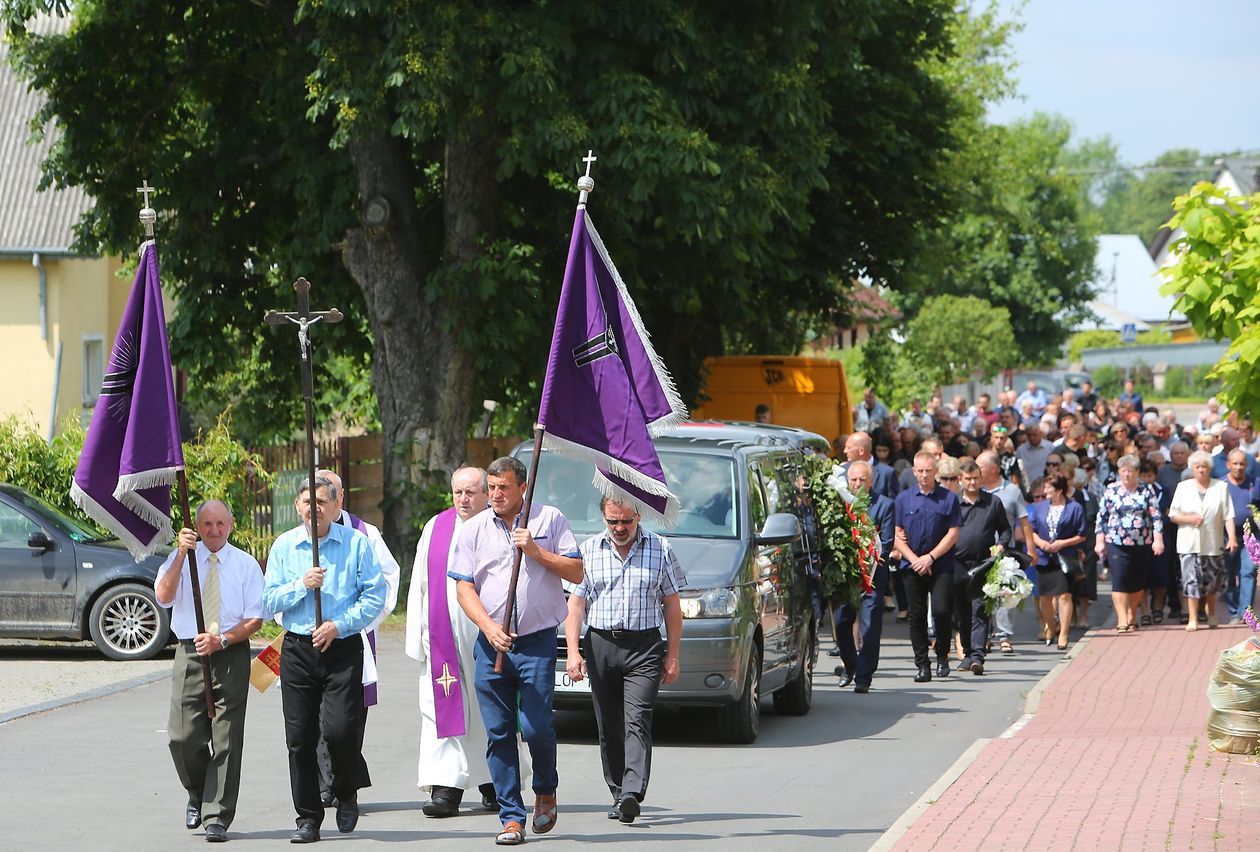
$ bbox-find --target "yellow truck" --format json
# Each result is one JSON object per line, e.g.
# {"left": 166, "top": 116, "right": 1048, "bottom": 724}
{"left": 692, "top": 356, "right": 853, "bottom": 445}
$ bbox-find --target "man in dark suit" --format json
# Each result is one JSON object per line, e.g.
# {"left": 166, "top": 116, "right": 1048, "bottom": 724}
{"left": 834, "top": 461, "right": 896, "bottom": 693}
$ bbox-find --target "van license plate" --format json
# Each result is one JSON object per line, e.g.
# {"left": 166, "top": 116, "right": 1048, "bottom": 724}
{"left": 554, "top": 671, "right": 591, "bottom": 692}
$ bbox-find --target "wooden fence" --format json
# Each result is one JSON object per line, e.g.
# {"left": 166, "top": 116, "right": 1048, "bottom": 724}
{"left": 243, "top": 433, "right": 524, "bottom": 559}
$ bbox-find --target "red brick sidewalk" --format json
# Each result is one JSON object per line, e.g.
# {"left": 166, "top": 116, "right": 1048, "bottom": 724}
{"left": 889, "top": 623, "right": 1260, "bottom": 851}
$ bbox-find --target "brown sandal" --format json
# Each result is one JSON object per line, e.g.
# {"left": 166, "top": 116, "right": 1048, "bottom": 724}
{"left": 495, "top": 821, "right": 525, "bottom": 845}
{"left": 532, "top": 794, "right": 558, "bottom": 834}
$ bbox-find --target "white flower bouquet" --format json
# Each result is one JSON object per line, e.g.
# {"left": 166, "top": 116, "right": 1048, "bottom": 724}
{"left": 981, "top": 554, "right": 1034, "bottom": 615}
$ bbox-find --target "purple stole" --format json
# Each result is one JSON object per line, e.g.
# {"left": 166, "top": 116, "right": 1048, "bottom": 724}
{"left": 345, "top": 512, "right": 379, "bottom": 708}
{"left": 426, "top": 508, "right": 467, "bottom": 738}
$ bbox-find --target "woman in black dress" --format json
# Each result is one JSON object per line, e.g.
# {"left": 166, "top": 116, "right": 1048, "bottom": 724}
{"left": 1029, "top": 475, "right": 1087, "bottom": 650}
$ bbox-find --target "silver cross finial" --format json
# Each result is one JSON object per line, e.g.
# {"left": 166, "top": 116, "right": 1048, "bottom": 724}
{"left": 137, "top": 180, "right": 157, "bottom": 237}
{"left": 577, "top": 150, "right": 597, "bottom": 207}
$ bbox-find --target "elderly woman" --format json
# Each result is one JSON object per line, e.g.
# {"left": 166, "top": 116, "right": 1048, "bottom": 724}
{"left": 1168, "top": 450, "right": 1238, "bottom": 630}
{"left": 1029, "top": 475, "right": 1087, "bottom": 650}
{"left": 1094, "top": 454, "right": 1164, "bottom": 632}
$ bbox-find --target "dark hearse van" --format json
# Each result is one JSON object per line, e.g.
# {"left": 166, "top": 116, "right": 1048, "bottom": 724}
{"left": 514, "top": 421, "right": 828, "bottom": 743}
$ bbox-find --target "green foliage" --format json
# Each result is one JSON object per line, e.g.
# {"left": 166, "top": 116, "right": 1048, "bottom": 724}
{"left": 4, "top": 0, "right": 1002, "bottom": 436}
{"left": 0, "top": 413, "right": 274, "bottom": 556}
{"left": 1091, "top": 365, "right": 1123, "bottom": 399}
{"left": 181, "top": 415, "right": 275, "bottom": 558}
{"left": 858, "top": 331, "right": 898, "bottom": 402}
{"left": 1159, "top": 183, "right": 1260, "bottom": 418}
{"left": 800, "top": 454, "right": 878, "bottom": 608}
{"left": 902, "top": 295, "right": 1019, "bottom": 388}
{"left": 0, "top": 415, "right": 98, "bottom": 527}
{"left": 898, "top": 114, "right": 1099, "bottom": 363}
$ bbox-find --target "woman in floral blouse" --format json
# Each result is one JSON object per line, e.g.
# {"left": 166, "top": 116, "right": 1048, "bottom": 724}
{"left": 1094, "top": 454, "right": 1165, "bottom": 632}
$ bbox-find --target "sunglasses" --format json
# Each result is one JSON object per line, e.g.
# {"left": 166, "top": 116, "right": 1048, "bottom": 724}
{"left": 992, "top": 426, "right": 1008, "bottom": 434}
{"left": 939, "top": 475, "right": 960, "bottom": 482}
{"left": 605, "top": 518, "right": 636, "bottom": 527}
{"left": 1045, "top": 461, "right": 1061, "bottom": 467}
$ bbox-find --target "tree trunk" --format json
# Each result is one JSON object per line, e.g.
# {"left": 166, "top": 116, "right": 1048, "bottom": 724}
{"left": 341, "top": 130, "right": 472, "bottom": 564}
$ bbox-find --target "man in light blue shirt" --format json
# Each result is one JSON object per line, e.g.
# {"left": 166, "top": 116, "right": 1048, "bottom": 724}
{"left": 263, "top": 475, "right": 385, "bottom": 843}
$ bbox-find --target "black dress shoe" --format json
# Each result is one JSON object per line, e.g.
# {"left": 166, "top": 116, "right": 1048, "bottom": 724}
{"left": 936, "top": 661, "right": 951, "bottom": 678}
{"left": 914, "top": 665, "right": 932, "bottom": 683}
{"left": 336, "top": 795, "right": 359, "bottom": 833}
{"left": 289, "top": 820, "right": 319, "bottom": 844}
{"left": 422, "top": 796, "right": 459, "bottom": 818}
{"left": 204, "top": 823, "right": 227, "bottom": 843}
{"left": 479, "top": 783, "right": 497, "bottom": 812}
{"left": 834, "top": 666, "right": 854, "bottom": 688}
{"left": 320, "top": 791, "right": 336, "bottom": 808}
{"left": 853, "top": 684, "right": 870, "bottom": 694}
{"left": 186, "top": 798, "right": 202, "bottom": 830}
{"left": 617, "top": 794, "right": 640, "bottom": 824}
{"left": 607, "top": 801, "right": 621, "bottom": 819}
{"left": 423, "top": 785, "right": 462, "bottom": 818}
{"left": 827, "top": 647, "right": 842, "bottom": 656}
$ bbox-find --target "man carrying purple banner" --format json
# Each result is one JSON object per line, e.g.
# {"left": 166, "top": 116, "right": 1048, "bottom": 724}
{"left": 451, "top": 457, "right": 583, "bottom": 846}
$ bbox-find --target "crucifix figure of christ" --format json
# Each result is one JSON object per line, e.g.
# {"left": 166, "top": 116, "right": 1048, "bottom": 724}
{"left": 264, "top": 279, "right": 343, "bottom": 624}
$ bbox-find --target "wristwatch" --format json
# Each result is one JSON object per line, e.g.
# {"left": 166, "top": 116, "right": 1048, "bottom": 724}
{"left": 218, "top": 633, "right": 229, "bottom": 651}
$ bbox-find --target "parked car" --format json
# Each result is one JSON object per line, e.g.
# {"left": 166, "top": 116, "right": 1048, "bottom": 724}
{"left": 0, "top": 483, "right": 172, "bottom": 660}
{"left": 513, "top": 421, "right": 827, "bottom": 743}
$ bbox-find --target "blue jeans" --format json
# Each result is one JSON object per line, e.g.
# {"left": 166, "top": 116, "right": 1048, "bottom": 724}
{"left": 835, "top": 564, "right": 888, "bottom": 687}
{"left": 473, "top": 628, "right": 559, "bottom": 826}
{"left": 1225, "top": 541, "right": 1257, "bottom": 618}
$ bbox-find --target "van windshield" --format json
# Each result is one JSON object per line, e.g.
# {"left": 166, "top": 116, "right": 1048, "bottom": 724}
{"left": 515, "top": 449, "right": 738, "bottom": 539}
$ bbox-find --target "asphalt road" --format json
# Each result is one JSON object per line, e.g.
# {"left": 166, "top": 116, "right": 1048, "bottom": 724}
{"left": 0, "top": 604, "right": 1100, "bottom": 851}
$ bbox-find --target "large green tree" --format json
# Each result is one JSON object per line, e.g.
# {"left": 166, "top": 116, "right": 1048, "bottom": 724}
{"left": 896, "top": 112, "right": 1099, "bottom": 365}
{"left": 6, "top": 0, "right": 977, "bottom": 556}
{"left": 1159, "top": 183, "right": 1260, "bottom": 418}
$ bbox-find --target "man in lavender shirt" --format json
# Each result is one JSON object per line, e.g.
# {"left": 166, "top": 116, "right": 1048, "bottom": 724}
{"left": 451, "top": 456, "right": 584, "bottom": 846}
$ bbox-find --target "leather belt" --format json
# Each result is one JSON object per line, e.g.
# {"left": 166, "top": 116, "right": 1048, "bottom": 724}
{"left": 591, "top": 627, "right": 659, "bottom": 640}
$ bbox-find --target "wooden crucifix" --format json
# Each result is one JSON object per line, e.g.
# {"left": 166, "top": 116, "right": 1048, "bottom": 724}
{"left": 264, "top": 279, "right": 343, "bottom": 625}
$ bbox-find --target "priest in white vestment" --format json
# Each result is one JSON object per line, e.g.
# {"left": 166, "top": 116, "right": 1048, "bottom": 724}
{"left": 405, "top": 466, "right": 529, "bottom": 816}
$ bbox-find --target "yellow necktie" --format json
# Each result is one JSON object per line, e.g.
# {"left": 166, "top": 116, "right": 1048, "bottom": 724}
{"left": 201, "top": 552, "right": 222, "bottom": 634}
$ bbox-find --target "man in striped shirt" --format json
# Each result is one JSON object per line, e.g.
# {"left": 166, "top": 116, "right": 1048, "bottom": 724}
{"left": 564, "top": 496, "right": 686, "bottom": 824}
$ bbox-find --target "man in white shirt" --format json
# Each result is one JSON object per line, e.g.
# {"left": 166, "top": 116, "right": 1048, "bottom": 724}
{"left": 155, "top": 500, "right": 265, "bottom": 843}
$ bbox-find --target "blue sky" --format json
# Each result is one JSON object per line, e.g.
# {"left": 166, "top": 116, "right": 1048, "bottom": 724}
{"left": 986, "top": 0, "right": 1260, "bottom": 164}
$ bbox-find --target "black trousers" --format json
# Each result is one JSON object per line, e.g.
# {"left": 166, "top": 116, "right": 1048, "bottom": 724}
{"left": 582, "top": 628, "right": 665, "bottom": 802}
{"left": 317, "top": 707, "right": 371, "bottom": 797}
{"left": 901, "top": 569, "right": 954, "bottom": 668}
{"left": 952, "top": 567, "right": 989, "bottom": 665}
{"left": 280, "top": 632, "right": 364, "bottom": 824}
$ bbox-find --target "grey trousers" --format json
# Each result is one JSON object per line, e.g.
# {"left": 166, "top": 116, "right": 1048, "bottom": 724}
{"left": 582, "top": 629, "right": 665, "bottom": 802}
{"left": 168, "top": 641, "right": 251, "bottom": 829}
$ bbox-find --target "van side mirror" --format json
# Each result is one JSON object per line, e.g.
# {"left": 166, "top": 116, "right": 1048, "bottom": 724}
{"left": 755, "top": 512, "right": 800, "bottom": 546}
{"left": 27, "top": 531, "right": 54, "bottom": 552}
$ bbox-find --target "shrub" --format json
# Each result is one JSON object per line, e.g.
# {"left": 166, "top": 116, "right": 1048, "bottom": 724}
{"left": 0, "top": 413, "right": 273, "bottom": 556}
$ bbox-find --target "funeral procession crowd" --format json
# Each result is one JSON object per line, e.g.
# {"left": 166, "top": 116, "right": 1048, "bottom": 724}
{"left": 154, "top": 379, "right": 1260, "bottom": 846}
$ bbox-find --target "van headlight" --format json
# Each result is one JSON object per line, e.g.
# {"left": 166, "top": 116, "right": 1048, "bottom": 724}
{"left": 679, "top": 587, "right": 738, "bottom": 618}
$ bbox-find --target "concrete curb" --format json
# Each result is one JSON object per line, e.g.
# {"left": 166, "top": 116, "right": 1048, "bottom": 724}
{"left": 870, "top": 624, "right": 1101, "bottom": 850}
{"left": 0, "top": 668, "right": 172, "bottom": 726}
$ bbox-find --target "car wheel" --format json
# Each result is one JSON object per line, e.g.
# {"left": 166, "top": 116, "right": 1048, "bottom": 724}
{"left": 716, "top": 644, "right": 762, "bottom": 744}
{"left": 772, "top": 642, "right": 814, "bottom": 716}
{"left": 88, "top": 583, "right": 170, "bottom": 661}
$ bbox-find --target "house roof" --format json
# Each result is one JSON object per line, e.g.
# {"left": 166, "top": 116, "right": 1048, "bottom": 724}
{"left": 1077, "top": 234, "right": 1182, "bottom": 331}
{"left": 1215, "top": 157, "right": 1260, "bottom": 195}
{"left": 0, "top": 15, "right": 92, "bottom": 255}
{"left": 846, "top": 285, "right": 900, "bottom": 324}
